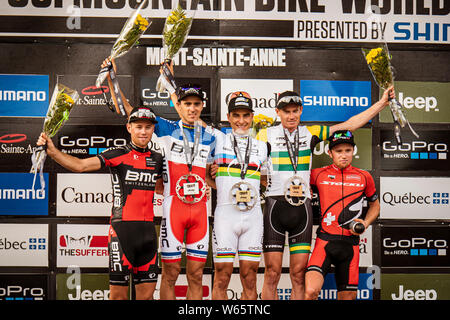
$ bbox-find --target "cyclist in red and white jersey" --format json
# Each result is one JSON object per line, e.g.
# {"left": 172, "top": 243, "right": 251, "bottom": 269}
{"left": 305, "top": 130, "right": 380, "bottom": 300}
{"left": 37, "top": 106, "right": 163, "bottom": 300}
{"left": 102, "top": 58, "right": 215, "bottom": 300}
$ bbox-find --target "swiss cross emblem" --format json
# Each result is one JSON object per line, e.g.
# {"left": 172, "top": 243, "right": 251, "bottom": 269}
{"left": 324, "top": 212, "right": 335, "bottom": 226}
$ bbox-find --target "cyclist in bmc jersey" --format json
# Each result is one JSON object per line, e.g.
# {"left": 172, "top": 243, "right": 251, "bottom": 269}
{"left": 257, "top": 88, "right": 394, "bottom": 300}
{"left": 102, "top": 58, "right": 215, "bottom": 300}
{"left": 209, "top": 92, "right": 269, "bottom": 300}
{"left": 306, "top": 130, "right": 380, "bottom": 300}
{"left": 37, "top": 106, "right": 163, "bottom": 300}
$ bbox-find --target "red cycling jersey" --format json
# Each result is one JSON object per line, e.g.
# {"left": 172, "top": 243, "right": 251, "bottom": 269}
{"left": 310, "top": 164, "right": 378, "bottom": 239}
{"left": 98, "top": 143, "right": 164, "bottom": 222}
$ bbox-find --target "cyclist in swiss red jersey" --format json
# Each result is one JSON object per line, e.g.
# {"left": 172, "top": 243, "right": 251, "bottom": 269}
{"left": 37, "top": 106, "right": 164, "bottom": 300}
{"left": 305, "top": 130, "right": 380, "bottom": 300}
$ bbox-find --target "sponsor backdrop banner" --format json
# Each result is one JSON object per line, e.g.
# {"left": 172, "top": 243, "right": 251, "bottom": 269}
{"left": 0, "top": 121, "right": 45, "bottom": 170}
{"left": 381, "top": 274, "right": 450, "bottom": 300}
{"left": 220, "top": 78, "right": 293, "bottom": 121}
{"left": 0, "top": 74, "right": 49, "bottom": 117}
{"left": 0, "top": 274, "right": 48, "bottom": 301}
{"left": 300, "top": 80, "right": 371, "bottom": 122}
{"left": 380, "top": 177, "right": 450, "bottom": 220}
{"left": 57, "top": 173, "right": 113, "bottom": 217}
{"left": 56, "top": 125, "right": 129, "bottom": 161}
{"left": 379, "top": 81, "right": 450, "bottom": 123}
{"left": 380, "top": 129, "right": 449, "bottom": 171}
{"left": 0, "top": 224, "right": 48, "bottom": 267}
{"left": 56, "top": 273, "right": 110, "bottom": 300}
{"left": 227, "top": 273, "right": 373, "bottom": 300}
{"left": 57, "top": 172, "right": 165, "bottom": 217}
{"left": 1, "top": 1, "right": 449, "bottom": 44}
{"left": 0, "top": 172, "right": 49, "bottom": 215}
{"left": 380, "top": 225, "right": 449, "bottom": 267}
{"left": 141, "top": 76, "right": 211, "bottom": 120}
{"left": 312, "top": 127, "right": 372, "bottom": 170}
{"left": 57, "top": 74, "right": 134, "bottom": 123}
{"left": 57, "top": 224, "right": 109, "bottom": 268}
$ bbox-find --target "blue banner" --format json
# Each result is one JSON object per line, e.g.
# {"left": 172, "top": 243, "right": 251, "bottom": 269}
{"left": 0, "top": 74, "right": 49, "bottom": 117}
{"left": 0, "top": 173, "right": 49, "bottom": 215}
{"left": 300, "top": 80, "right": 371, "bottom": 122}
{"left": 319, "top": 273, "right": 373, "bottom": 300}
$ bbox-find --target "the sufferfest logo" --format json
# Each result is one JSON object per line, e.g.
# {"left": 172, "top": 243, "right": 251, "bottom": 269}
{"left": 300, "top": 80, "right": 371, "bottom": 122}
{"left": 0, "top": 74, "right": 49, "bottom": 117}
{"left": 59, "top": 234, "right": 108, "bottom": 257}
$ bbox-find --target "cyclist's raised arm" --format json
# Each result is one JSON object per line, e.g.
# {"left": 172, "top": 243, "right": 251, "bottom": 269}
{"left": 102, "top": 57, "right": 134, "bottom": 117}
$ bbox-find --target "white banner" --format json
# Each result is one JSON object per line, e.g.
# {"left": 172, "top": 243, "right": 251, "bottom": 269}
{"left": 57, "top": 224, "right": 109, "bottom": 268}
{"left": 220, "top": 78, "right": 293, "bottom": 121}
{"left": 0, "top": 224, "right": 48, "bottom": 267}
{"left": 2, "top": 1, "right": 448, "bottom": 44}
{"left": 380, "top": 177, "right": 450, "bottom": 219}
{"left": 56, "top": 173, "right": 165, "bottom": 217}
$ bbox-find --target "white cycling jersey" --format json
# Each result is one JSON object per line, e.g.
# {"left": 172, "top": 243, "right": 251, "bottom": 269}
{"left": 213, "top": 130, "right": 268, "bottom": 206}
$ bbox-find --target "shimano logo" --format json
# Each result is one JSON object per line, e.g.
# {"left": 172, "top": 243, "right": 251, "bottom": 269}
{"left": 0, "top": 188, "right": 45, "bottom": 200}
{"left": 0, "top": 90, "right": 46, "bottom": 102}
{"left": 303, "top": 95, "right": 369, "bottom": 107}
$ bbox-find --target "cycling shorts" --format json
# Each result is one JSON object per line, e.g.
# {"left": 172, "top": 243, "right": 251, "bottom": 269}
{"left": 263, "top": 196, "right": 312, "bottom": 254}
{"left": 159, "top": 196, "right": 209, "bottom": 263}
{"left": 212, "top": 204, "right": 263, "bottom": 264}
{"left": 307, "top": 235, "right": 360, "bottom": 292}
{"left": 108, "top": 221, "right": 158, "bottom": 286}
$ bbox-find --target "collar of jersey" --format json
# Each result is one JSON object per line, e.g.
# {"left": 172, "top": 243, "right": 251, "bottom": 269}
{"left": 129, "top": 142, "right": 149, "bottom": 154}
{"left": 181, "top": 122, "right": 195, "bottom": 130}
{"left": 331, "top": 163, "right": 353, "bottom": 172}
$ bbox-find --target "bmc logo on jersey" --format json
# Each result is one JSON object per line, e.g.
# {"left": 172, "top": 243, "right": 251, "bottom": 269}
{"left": 300, "top": 80, "right": 371, "bottom": 122}
{"left": 125, "top": 170, "right": 159, "bottom": 183}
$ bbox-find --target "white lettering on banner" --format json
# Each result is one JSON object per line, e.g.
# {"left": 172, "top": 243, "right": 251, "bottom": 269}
{"left": 3, "top": 2, "right": 448, "bottom": 44}
{"left": 147, "top": 47, "right": 286, "bottom": 67}
{"left": 0, "top": 188, "right": 45, "bottom": 200}
{"left": 0, "top": 90, "right": 46, "bottom": 102}
{"left": 398, "top": 92, "right": 438, "bottom": 112}
{"left": 303, "top": 95, "right": 369, "bottom": 107}
{"left": 391, "top": 285, "right": 437, "bottom": 300}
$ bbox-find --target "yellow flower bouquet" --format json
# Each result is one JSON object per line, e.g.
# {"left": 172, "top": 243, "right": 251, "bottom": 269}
{"left": 31, "top": 84, "right": 79, "bottom": 190}
{"left": 251, "top": 113, "right": 275, "bottom": 138}
{"left": 156, "top": 4, "right": 195, "bottom": 93}
{"left": 96, "top": 1, "right": 151, "bottom": 87}
{"left": 362, "top": 44, "right": 418, "bottom": 143}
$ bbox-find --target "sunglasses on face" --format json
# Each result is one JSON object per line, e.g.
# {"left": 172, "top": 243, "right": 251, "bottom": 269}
{"left": 277, "top": 95, "right": 302, "bottom": 105}
{"left": 229, "top": 91, "right": 252, "bottom": 100}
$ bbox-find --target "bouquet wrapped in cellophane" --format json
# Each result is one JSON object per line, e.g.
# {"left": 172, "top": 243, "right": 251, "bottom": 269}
{"left": 30, "top": 84, "right": 79, "bottom": 190}
{"left": 95, "top": 0, "right": 151, "bottom": 88}
{"left": 251, "top": 114, "right": 275, "bottom": 138}
{"left": 156, "top": 4, "right": 195, "bottom": 94}
{"left": 362, "top": 44, "right": 418, "bottom": 144}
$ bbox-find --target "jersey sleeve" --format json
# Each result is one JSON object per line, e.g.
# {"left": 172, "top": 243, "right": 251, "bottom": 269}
{"left": 363, "top": 171, "right": 378, "bottom": 202}
{"left": 154, "top": 116, "right": 178, "bottom": 137}
{"left": 97, "top": 147, "right": 125, "bottom": 168}
{"left": 307, "top": 125, "right": 331, "bottom": 150}
{"left": 310, "top": 168, "right": 319, "bottom": 187}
